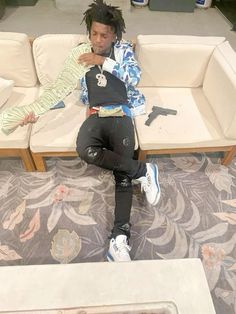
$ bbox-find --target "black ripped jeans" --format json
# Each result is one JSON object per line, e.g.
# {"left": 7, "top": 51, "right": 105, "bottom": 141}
{"left": 76, "top": 114, "right": 146, "bottom": 239}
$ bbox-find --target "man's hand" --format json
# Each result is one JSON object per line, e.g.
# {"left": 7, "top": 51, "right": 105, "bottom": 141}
{"left": 20, "top": 112, "right": 39, "bottom": 127}
{"left": 78, "top": 53, "right": 105, "bottom": 66}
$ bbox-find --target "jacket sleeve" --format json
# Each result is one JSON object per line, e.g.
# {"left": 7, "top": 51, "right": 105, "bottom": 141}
{"left": 102, "top": 45, "right": 141, "bottom": 87}
{"left": 79, "top": 76, "right": 89, "bottom": 105}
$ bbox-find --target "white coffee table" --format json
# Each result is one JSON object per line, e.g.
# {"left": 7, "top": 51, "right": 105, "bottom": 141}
{"left": 0, "top": 258, "right": 215, "bottom": 314}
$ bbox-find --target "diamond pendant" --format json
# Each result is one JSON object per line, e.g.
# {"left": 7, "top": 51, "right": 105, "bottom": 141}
{"left": 96, "top": 73, "right": 107, "bottom": 87}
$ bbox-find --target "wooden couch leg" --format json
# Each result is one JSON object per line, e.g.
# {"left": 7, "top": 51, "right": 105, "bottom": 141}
{"left": 31, "top": 153, "right": 46, "bottom": 172}
{"left": 20, "top": 149, "right": 36, "bottom": 172}
{"left": 138, "top": 149, "right": 147, "bottom": 161}
{"left": 221, "top": 146, "right": 236, "bottom": 166}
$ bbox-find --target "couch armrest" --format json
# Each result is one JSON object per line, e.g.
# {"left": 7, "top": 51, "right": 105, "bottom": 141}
{"left": 203, "top": 41, "right": 236, "bottom": 139}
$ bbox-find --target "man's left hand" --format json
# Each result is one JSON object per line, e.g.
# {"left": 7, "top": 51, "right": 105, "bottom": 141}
{"left": 19, "top": 112, "right": 39, "bottom": 127}
{"left": 78, "top": 53, "right": 105, "bottom": 66}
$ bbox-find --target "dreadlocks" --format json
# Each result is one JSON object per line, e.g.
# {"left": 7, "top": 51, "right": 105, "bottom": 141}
{"left": 82, "top": 0, "right": 126, "bottom": 41}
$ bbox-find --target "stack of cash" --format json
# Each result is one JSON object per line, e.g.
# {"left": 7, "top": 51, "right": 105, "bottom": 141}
{"left": 0, "top": 42, "right": 91, "bottom": 135}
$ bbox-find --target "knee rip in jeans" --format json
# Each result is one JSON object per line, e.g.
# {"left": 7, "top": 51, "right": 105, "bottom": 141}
{"left": 84, "top": 146, "right": 101, "bottom": 163}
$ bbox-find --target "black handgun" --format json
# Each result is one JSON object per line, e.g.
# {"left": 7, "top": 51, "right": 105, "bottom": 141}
{"left": 145, "top": 105, "right": 177, "bottom": 126}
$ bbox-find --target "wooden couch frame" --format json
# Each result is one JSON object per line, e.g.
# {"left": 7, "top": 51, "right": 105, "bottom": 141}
{"left": 138, "top": 145, "right": 236, "bottom": 166}
{"left": 0, "top": 148, "right": 36, "bottom": 171}
{"left": 31, "top": 151, "right": 78, "bottom": 172}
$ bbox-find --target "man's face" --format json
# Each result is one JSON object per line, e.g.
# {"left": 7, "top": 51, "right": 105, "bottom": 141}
{"left": 90, "top": 21, "right": 116, "bottom": 55}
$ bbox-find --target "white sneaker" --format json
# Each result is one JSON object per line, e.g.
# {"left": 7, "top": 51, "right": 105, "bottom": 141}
{"left": 137, "top": 163, "right": 161, "bottom": 206}
{"left": 107, "top": 235, "right": 131, "bottom": 262}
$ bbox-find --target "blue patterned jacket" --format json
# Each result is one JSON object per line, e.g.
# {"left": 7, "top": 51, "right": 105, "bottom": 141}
{"left": 79, "top": 40, "right": 146, "bottom": 116}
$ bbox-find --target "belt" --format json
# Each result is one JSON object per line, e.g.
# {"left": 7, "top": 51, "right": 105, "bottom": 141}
{"left": 89, "top": 107, "right": 100, "bottom": 115}
{"left": 88, "top": 104, "right": 131, "bottom": 118}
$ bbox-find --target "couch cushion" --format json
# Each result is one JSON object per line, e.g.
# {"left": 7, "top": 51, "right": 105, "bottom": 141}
{"left": 0, "top": 32, "right": 37, "bottom": 87}
{"left": 33, "top": 34, "right": 88, "bottom": 87}
{"left": 134, "top": 87, "right": 236, "bottom": 150}
{"left": 30, "top": 88, "right": 139, "bottom": 153}
{"left": 0, "top": 87, "right": 39, "bottom": 148}
{"left": 203, "top": 41, "right": 236, "bottom": 139}
{"left": 135, "top": 35, "right": 225, "bottom": 88}
{"left": 30, "top": 90, "right": 86, "bottom": 152}
{"left": 0, "top": 77, "right": 14, "bottom": 108}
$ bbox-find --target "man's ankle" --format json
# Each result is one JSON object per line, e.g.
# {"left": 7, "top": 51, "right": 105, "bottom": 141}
{"left": 110, "top": 222, "right": 131, "bottom": 239}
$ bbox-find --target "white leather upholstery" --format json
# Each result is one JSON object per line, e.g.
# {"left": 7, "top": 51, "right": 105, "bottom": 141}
{"left": 203, "top": 41, "right": 236, "bottom": 139}
{"left": 0, "top": 31, "right": 39, "bottom": 171}
{"left": 0, "top": 32, "right": 37, "bottom": 87}
{"left": 33, "top": 34, "right": 88, "bottom": 87}
{"left": 136, "top": 35, "right": 225, "bottom": 88}
{"left": 134, "top": 35, "right": 236, "bottom": 153}
{"left": 134, "top": 87, "right": 236, "bottom": 150}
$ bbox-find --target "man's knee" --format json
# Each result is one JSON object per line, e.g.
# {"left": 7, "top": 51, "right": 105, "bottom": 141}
{"left": 77, "top": 146, "right": 102, "bottom": 164}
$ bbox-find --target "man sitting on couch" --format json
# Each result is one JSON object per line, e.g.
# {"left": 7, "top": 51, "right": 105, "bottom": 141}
{"left": 21, "top": 0, "right": 161, "bottom": 262}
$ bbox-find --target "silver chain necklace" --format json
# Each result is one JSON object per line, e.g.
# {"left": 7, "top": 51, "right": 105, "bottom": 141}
{"left": 96, "top": 48, "right": 113, "bottom": 88}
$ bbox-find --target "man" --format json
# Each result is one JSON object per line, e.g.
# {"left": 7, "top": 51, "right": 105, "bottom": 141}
{"left": 22, "top": 0, "right": 160, "bottom": 262}
{"left": 76, "top": 0, "right": 160, "bottom": 262}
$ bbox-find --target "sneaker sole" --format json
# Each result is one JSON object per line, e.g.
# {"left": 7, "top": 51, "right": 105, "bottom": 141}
{"left": 106, "top": 252, "right": 131, "bottom": 262}
{"left": 151, "top": 164, "right": 161, "bottom": 206}
{"left": 106, "top": 252, "right": 115, "bottom": 262}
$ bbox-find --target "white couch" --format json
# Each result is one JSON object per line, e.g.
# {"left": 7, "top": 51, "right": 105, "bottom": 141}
{"left": 0, "top": 32, "right": 38, "bottom": 171}
{"left": 0, "top": 32, "right": 235, "bottom": 171}
{"left": 134, "top": 35, "right": 236, "bottom": 164}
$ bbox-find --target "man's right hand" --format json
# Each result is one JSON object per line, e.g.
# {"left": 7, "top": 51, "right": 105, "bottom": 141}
{"left": 20, "top": 112, "right": 39, "bottom": 127}
{"left": 78, "top": 53, "right": 105, "bottom": 66}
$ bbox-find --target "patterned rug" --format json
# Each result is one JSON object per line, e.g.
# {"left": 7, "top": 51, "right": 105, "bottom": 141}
{"left": 0, "top": 154, "right": 235, "bottom": 314}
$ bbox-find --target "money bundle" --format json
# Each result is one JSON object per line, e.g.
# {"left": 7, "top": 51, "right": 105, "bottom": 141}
{"left": 0, "top": 42, "right": 91, "bottom": 135}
